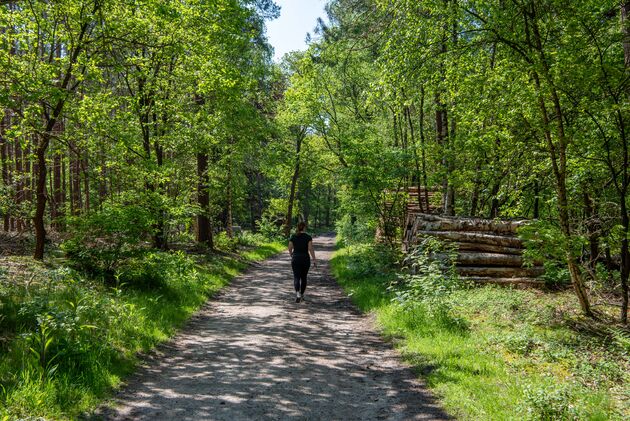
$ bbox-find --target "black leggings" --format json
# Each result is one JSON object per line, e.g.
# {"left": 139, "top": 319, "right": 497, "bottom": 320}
{"left": 291, "top": 256, "right": 311, "bottom": 294}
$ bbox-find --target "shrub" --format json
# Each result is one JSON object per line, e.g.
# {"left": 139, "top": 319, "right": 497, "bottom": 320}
{"left": 335, "top": 214, "right": 375, "bottom": 245}
{"left": 236, "top": 230, "right": 266, "bottom": 247}
{"left": 256, "top": 214, "right": 283, "bottom": 241}
{"left": 117, "top": 250, "right": 197, "bottom": 290}
{"left": 520, "top": 384, "right": 578, "bottom": 420}
{"left": 390, "top": 237, "right": 467, "bottom": 332}
{"left": 61, "top": 204, "right": 153, "bottom": 279}
{"left": 344, "top": 243, "right": 399, "bottom": 277}
{"left": 214, "top": 232, "right": 238, "bottom": 252}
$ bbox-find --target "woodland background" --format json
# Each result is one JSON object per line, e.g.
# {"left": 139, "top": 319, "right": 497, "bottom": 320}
{"left": 1, "top": 0, "right": 629, "bottom": 419}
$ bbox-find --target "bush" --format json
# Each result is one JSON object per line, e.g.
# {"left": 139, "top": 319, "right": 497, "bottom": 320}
{"left": 390, "top": 237, "right": 467, "bottom": 332}
{"left": 335, "top": 214, "right": 375, "bottom": 245}
{"left": 343, "top": 243, "right": 399, "bottom": 277}
{"left": 256, "top": 214, "right": 283, "bottom": 241}
{"left": 236, "top": 230, "right": 266, "bottom": 247}
{"left": 214, "top": 232, "right": 238, "bottom": 252}
{"left": 61, "top": 204, "right": 153, "bottom": 279}
{"left": 520, "top": 384, "right": 578, "bottom": 420}
{"left": 115, "top": 250, "right": 198, "bottom": 290}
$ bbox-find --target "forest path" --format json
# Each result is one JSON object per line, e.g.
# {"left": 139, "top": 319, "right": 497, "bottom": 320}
{"left": 102, "top": 234, "right": 449, "bottom": 420}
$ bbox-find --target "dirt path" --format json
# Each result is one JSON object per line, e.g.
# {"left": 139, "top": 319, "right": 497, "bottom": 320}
{"left": 101, "top": 235, "right": 449, "bottom": 420}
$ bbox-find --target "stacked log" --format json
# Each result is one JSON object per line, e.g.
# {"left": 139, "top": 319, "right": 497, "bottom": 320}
{"left": 404, "top": 213, "right": 545, "bottom": 287}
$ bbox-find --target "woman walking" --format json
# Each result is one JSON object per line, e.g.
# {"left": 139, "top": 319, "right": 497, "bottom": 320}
{"left": 288, "top": 222, "right": 317, "bottom": 303}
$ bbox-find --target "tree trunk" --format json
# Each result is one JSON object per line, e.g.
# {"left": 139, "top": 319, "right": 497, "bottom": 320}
{"left": 82, "top": 152, "right": 89, "bottom": 213}
{"left": 618, "top": 1, "right": 630, "bottom": 323}
{"left": 583, "top": 190, "right": 599, "bottom": 271}
{"left": 325, "top": 185, "right": 332, "bottom": 227}
{"left": 196, "top": 152, "right": 213, "bottom": 249}
{"left": 70, "top": 143, "right": 82, "bottom": 216}
{"left": 533, "top": 180, "right": 540, "bottom": 219}
{"left": 51, "top": 152, "right": 63, "bottom": 230}
{"left": 488, "top": 180, "right": 501, "bottom": 218}
{"left": 33, "top": 134, "right": 50, "bottom": 259}
{"left": 153, "top": 138, "right": 166, "bottom": 250}
{"left": 526, "top": 8, "right": 593, "bottom": 316}
{"left": 284, "top": 132, "right": 304, "bottom": 237}
{"left": 0, "top": 113, "right": 9, "bottom": 231}
{"left": 457, "top": 266, "right": 544, "bottom": 278}
{"left": 226, "top": 164, "right": 233, "bottom": 238}
{"left": 418, "top": 87, "right": 431, "bottom": 212}
{"left": 470, "top": 163, "right": 481, "bottom": 217}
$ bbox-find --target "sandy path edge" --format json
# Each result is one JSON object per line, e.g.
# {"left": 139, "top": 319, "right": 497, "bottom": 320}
{"left": 91, "top": 234, "right": 450, "bottom": 421}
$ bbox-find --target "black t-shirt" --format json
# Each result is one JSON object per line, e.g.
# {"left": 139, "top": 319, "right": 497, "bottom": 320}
{"left": 290, "top": 232, "right": 312, "bottom": 257}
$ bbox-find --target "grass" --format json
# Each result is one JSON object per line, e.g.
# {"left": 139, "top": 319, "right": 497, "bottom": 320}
{"left": 0, "top": 238, "right": 284, "bottom": 420}
{"left": 331, "top": 242, "right": 630, "bottom": 421}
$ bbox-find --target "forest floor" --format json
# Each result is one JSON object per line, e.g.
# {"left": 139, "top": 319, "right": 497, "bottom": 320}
{"left": 97, "top": 235, "right": 449, "bottom": 421}
{"left": 331, "top": 243, "right": 630, "bottom": 420}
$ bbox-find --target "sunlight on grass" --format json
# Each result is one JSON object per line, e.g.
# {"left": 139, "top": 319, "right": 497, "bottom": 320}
{"left": 0, "top": 240, "right": 284, "bottom": 419}
{"left": 331, "top": 242, "right": 629, "bottom": 421}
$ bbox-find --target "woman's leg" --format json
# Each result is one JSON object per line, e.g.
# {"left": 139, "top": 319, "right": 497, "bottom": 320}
{"left": 299, "top": 260, "right": 311, "bottom": 295}
{"left": 291, "top": 260, "right": 301, "bottom": 293}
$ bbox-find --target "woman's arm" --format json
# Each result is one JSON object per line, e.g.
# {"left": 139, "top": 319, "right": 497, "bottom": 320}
{"left": 308, "top": 240, "right": 317, "bottom": 266}
{"left": 288, "top": 241, "right": 294, "bottom": 256}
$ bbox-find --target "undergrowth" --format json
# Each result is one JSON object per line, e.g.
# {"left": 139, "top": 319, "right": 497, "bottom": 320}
{"left": 0, "top": 236, "right": 284, "bottom": 420}
{"left": 331, "top": 240, "right": 629, "bottom": 421}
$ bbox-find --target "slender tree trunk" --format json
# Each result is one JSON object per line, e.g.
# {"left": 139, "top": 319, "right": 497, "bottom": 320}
{"left": 98, "top": 145, "right": 107, "bottom": 207}
{"left": 325, "top": 185, "right": 332, "bottom": 227}
{"left": 15, "top": 137, "right": 23, "bottom": 231}
{"left": 470, "top": 163, "right": 481, "bottom": 217}
{"left": 622, "top": 1, "right": 630, "bottom": 67}
{"left": 284, "top": 132, "right": 304, "bottom": 237}
{"left": 33, "top": 134, "right": 50, "bottom": 259}
{"left": 406, "top": 105, "right": 424, "bottom": 213}
{"left": 71, "top": 144, "right": 82, "bottom": 215}
{"left": 418, "top": 86, "right": 430, "bottom": 211}
{"left": 526, "top": 8, "right": 593, "bottom": 316}
{"left": 533, "top": 180, "right": 540, "bottom": 219}
{"left": 226, "top": 164, "right": 233, "bottom": 238}
{"left": 196, "top": 152, "right": 213, "bottom": 249}
{"left": 1, "top": 113, "right": 9, "bottom": 231}
{"left": 619, "top": 0, "right": 630, "bottom": 322}
{"left": 51, "top": 152, "right": 62, "bottom": 230}
{"left": 153, "top": 137, "right": 166, "bottom": 249}
{"left": 583, "top": 190, "right": 599, "bottom": 271}
{"left": 82, "top": 152, "right": 89, "bottom": 213}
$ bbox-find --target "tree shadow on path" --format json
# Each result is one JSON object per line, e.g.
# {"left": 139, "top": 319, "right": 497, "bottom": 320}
{"left": 95, "top": 234, "right": 451, "bottom": 421}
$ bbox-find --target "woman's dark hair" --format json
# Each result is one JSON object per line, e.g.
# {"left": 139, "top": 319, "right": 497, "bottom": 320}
{"left": 297, "top": 221, "right": 307, "bottom": 232}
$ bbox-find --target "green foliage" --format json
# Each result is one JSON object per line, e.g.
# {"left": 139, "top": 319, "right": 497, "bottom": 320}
{"left": 520, "top": 384, "right": 578, "bottom": 421}
{"left": 256, "top": 214, "right": 284, "bottom": 241}
{"left": 0, "top": 239, "right": 282, "bottom": 419}
{"left": 335, "top": 214, "right": 376, "bottom": 245}
{"left": 214, "top": 232, "right": 239, "bottom": 252}
{"left": 390, "top": 237, "right": 467, "bottom": 332}
{"left": 117, "top": 251, "right": 195, "bottom": 290}
{"left": 331, "top": 240, "right": 628, "bottom": 420}
{"left": 61, "top": 205, "right": 153, "bottom": 279}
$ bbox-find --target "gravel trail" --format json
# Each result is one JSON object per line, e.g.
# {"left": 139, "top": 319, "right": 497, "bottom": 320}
{"left": 102, "top": 234, "right": 449, "bottom": 420}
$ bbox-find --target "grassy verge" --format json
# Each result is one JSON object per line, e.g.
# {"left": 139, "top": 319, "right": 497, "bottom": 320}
{"left": 0, "top": 239, "right": 284, "bottom": 420}
{"left": 331, "top": 242, "right": 629, "bottom": 420}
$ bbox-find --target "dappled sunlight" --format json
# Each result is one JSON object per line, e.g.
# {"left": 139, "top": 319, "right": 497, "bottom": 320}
{"left": 103, "top": 236, "right": 448, "bottom": 420}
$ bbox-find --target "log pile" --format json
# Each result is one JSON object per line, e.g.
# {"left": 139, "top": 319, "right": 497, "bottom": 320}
{"left": 404, "top": 213, "right": 545, "bottom": 287}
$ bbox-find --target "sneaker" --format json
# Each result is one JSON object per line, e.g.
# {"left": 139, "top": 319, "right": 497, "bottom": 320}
{"left": 300, "top": 293, "right": 305, "bottom": 302}
{"left": 295, "top": 292, "right": 301, "bottom": 303}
